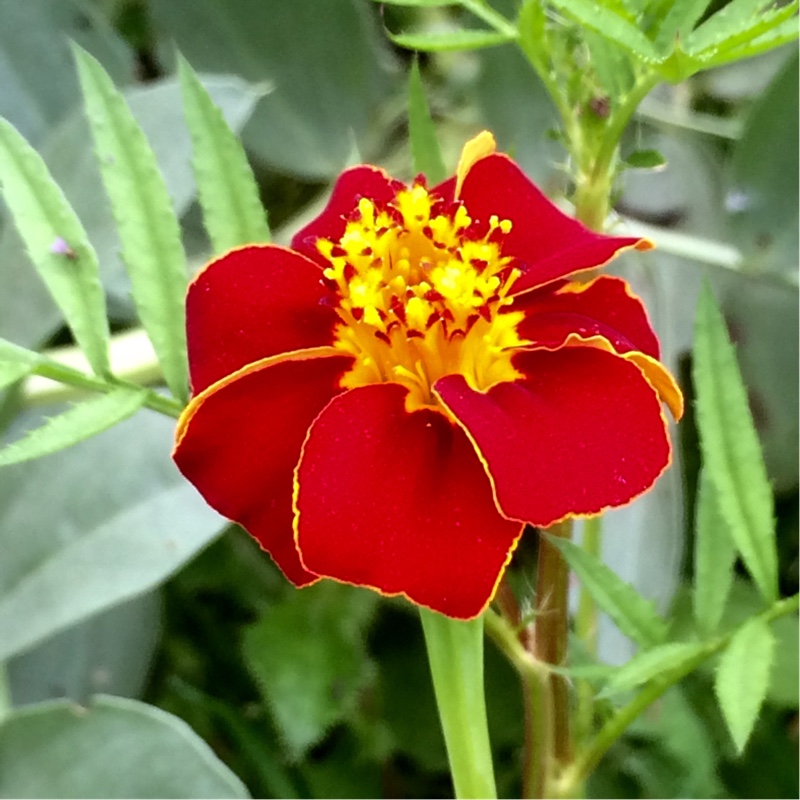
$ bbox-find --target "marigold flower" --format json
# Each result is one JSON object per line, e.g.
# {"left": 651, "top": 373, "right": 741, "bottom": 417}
{"left": 172, "top": 132, "right": 683, "bottom": 619}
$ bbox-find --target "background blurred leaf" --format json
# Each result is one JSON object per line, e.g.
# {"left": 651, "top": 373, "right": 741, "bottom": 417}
{"left": 74, "top": 45, "right": 188, "bottom": 402}
{"left": 0, "top": 410, "right": 224, "bottom": 661}
{"left": 693, "top": 284, "right": 778, "bottom": 604}
{"left": 408, "top": 59, "right": 446, "bottom": 184}
{"left": 177, "top": 55, "right": 271, "bottom": 254}
{"left": 0, "top": 695, "right": 249, "bottom": 798}
{"left": 390, "top": 29, "right": 516, "bottom": 51}
{"left": 714, "top": 616, "right": 775, "bottom": 753}
{"left": 243, "top": 583, "right": 378, "bottom": 760}
{"left": 600, "top": 642, "right": 707, "bottom": 697}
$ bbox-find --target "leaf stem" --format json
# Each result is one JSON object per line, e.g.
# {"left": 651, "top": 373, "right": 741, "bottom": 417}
{"left": 420, "top": 607, "right": 497, "bottom": 799}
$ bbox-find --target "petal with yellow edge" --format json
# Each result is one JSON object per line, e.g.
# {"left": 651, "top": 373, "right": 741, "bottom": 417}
{"left": 434, "top": 347, "right": 672, "bottom": 527}
{"left": 187, "top": 245, "right": 338, "bottom": 393}
{"left": 293, "top": 382, "right": 524, "bottom": 619}
{"left": 456, "top": 153, "right": 650, "bottom": 293}
{"left": 173, "top": 349, "right": 354, "bottom": 586}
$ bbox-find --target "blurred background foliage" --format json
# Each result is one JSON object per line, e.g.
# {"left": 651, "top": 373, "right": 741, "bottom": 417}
{"left": 0, "top": 0, "right": 796, "bottom": 797}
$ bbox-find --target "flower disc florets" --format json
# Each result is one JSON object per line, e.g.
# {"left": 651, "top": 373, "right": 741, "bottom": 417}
{"left": 316, "top": 181, "right": 526, "bottom": 411}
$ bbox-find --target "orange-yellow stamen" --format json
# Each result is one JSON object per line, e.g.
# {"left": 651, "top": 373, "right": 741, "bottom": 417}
{"left": 317, "top": 180, "right": 526, "bottom": 412}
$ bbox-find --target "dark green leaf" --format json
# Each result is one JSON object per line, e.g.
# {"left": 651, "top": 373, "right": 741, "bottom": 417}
{"left": 545, "top": 534, "right": 669, "bottom": 648}
{"left": 408, "top": 60, "right": 447, "bottom": 184}
{"left": 0, "top": 696, "right": 249, "bottom": 798}
{"left": 177, "top": 55, "right": 270, "bottom": 254}
{"left": 73, "top": 45, "right": 189, "bottom": 403}
{"left": 0, "top": 119, "right": 111, "bottom": 376}
{"left": 715, "top": 617, "right": 775, "bottom": 752}
{"left": 692, "top": 284, "right": 778, "bottom": 603}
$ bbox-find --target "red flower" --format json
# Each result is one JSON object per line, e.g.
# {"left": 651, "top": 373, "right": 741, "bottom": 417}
{"left": 173, "top": 132, "right": 683, "bottom": 620}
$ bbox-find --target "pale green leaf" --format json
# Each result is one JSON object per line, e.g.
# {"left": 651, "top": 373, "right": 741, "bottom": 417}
{"left": 700, "top": 16, "right": 800, "bottom": 69}
{"left": 693, "top": 468, "right": 737, "bottom": 635}
{"left": 73, "top": 45, "right": 189, "bottom": 403}
{"left": 548, "top": 0, "right": 661, "bottom": 61}
{"left": 600, "top": 641, "right": 707, "bottom": 696}
{"left": 0, "top": 388, "right": 146, "bottom": 467}
{"left": 0, "top": 696, "right": 249, "bottom": 798}
{"left": 693, "top": 284, "right": 778, "bottom": 603}
{"left": 517, "top": 0, "right": 548, "bottom": 71}
{"left": 0, "top": 119, "right": 110, "bottom": 376}
{"left": 0, "top": 361, "right": 33, "bottom": 391}
{"left": 177, "top": 55, "right": 270, "bottom": 254}
{"left": 684, "top": 0, "right": 787, "bottom": 54}
{"left": 584, "top": 29, "right": 636, "bottom": 98}
{"left": 0, "top": 337, "right": 41, "bottom": 366}
{"left": 715, "top": 617, "right": 775, "bottom": 752}
{"left": 545, "top": 534, "right": 669, "bottom": 648}
{"left": 389, "top": 29, "right": 516, "bottom": 52}
{"left": 654, "top": 0, "right": 712, "bottom": 54}
{"left": 408, "top": 59, "right": 447, "bottom": 184}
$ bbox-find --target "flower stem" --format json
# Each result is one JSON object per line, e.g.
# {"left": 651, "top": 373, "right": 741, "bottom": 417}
{"left": 419, "top": 607, "right": 497, "bottom": 799}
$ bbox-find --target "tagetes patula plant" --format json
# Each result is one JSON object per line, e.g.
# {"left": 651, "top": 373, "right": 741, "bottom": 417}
{"left": 172, "top": 131, "right": 683, "bottom": 619}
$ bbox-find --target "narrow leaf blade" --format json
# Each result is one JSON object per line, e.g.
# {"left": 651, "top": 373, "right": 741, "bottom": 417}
{"left": 600, "top": 641, "right": 707, "bottom": 696}
{"left": 408, "top": 59, "right": 447, "bottom": 184}
{"left": 0, "top": 119, "right": 110, "bottom": 375}
{"left": 715, "top": 617, "right": 775, "bottom": 752}
{"left": 0, "top": 388, "right": 146, "bottom": 466}
{"left": 177, "top": 55, "right": 270, "bottom": 254}
{"left": 693, "top": 284, "right": 778, "bottom": 603}
{"left": 73, "top": 45, "right": 189, "bottom": 403}
{"left": 546, "top": 534, "right": 669, "bottom": 648}
{"left": 389, "top": 29, "right": 515, "bottom": 52}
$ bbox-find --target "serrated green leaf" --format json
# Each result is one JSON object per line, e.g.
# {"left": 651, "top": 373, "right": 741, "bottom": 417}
{"left": 0, "top": 361, "right": 33, "bottom": 391}
{"left": 715, "top": 617, "right": 775, "bottom": 752}
{"left": 693, "top": 468, "right": 737, "bottom": 635}
{"left": 73, "top": 45, "right": 189, "bottom": 403}
{"left": 584, "top": 29, "right": 636, "bottom": 98}
{"left": 600, "top": 641, "right": 707, "bottom": 696}
{"left": 408, "top": 59, "right": 447, "bottom": 184}
{"left": 389, "top": 29, "right": 516, "bottom": 52}
{"left": 177, "top": 55, "right": 270, "bottom": 254}
{"left": 0, "top": 388, "right": 146, "bottom": 466}
{"left": 699, "top": 1, "right": 799, "bottom": 57}
{"left": 684, "top": 0, "right": 786, "bottom": 54}
{"left": 548, "top": 0, "right": 661, "bottom": 61}
{"left": 653, "top": 0, "right": 712, "bottom": 54}
{"left": 545, "top": 534, "right": 669, "bottom": 648}
{"left": 0, "top": 119, "right": 110, "bottom": 376}
{"left": 700, "top": 15, "right": 800, "bottom": 69}
{"left": 243, "top": 583, "right": 378, "bottom": 759}
{"left": 624, "top": 148, "right": 668, "bottom": 169}
{"left": 693, "top": 284, "right": 778, "bottom": 603}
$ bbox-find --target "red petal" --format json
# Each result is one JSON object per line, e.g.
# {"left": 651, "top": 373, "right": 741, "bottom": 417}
{"left": 173, "top": 349, "right": 354, "bottom": 586}
{"left": 291, "top": 166, "right": 404, "bottom": 266}
{"left": 294, "top": 383, "right": 524, "bottom": 619}
{"left": 458, "top": 154, "right": 649, "bottom": 291}
{"left": 515, "top": 275, "right": 661, "bottom": 359}
{"left": 434, "top": 347, "right": 672, "bottom": 526}
{"left": 187, "top": 245, "right": 338, "bottom": 394}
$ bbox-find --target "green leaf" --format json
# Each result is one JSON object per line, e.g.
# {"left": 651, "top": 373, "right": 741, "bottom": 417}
{"left": 715, "top": 617, "right": 775, "bottom": 752}
{"left": 700, "top": 16, "right": 800, "bottom": 68}
{"left": 584, "top": 29, "right": 636, "bottom": 98}
{"left": 372, "top": 0, "right": 456, "bottom": 5}
{"left": 0, "top": 361, "right": 33, "bottom": 391}
{"left": 693, "top": 468, "right": 737, "bottom": 635}
{"left": 547, "top": 0, "right": 661, "bottom": 61}
{"left": 0, "top": 388, "right": 146, "bottom": 467}
{"left": 653, "top": 0, "right": 713, "bottom": 54}
{"left": 177, "top": 55, "right": 270, "bottom": 254}
{"left": 0, "top": 338, "right": 41, "bottom": 390}
{"left": 0, "top": 119, "right": 111, "bottom": 376}
{"left": 684, "top": 0, "right": 791, "bottom": 54}
{"left": 389, "top": 29, "right": 516, "bottom": 52}
{"left": 408, "top": 59, "right": 447, "bottom": 184}
{"left": 545, "top": 534, "right": 669, "bottom": 648}
{"left": 600, "top": 641, "right": 707, "bottom": 696}
{"left": 243, "top": 583, "right": 378, "bottom": 759}
{"left": 692, "top": 284, "right": 778, "bottom": 603}
{"left": 0, "top": 696, "right": 249, "bottom": 798}
{"left": 517, "top": 0, "right": 548, "bottom": 72}
{"left": 73, "top": 45, "right": 189, "bottom": 403}
{"left": 623, "top": 148, "right": 668, "bottom": 170}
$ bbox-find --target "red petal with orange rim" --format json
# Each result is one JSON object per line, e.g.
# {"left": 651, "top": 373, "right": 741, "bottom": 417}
{"left": 291, "top": 166, "right": 404, "bottom": 266}
{"left": 187, "top": 245, "right": 338, "bottom": 393}
{"left": 294, "top": 383, "right": 524, "bottom": 619}
{"left": 515, "top": 275, "right": 661, "bottom": 359}
{"left": 173, "top": 350, "right": 354, "bottom": 586}
{"left": 457, "top": 154, "right": 649, "bottom": 292}
{"left": 434, "top": 347, "right": 671, "bottom": 526}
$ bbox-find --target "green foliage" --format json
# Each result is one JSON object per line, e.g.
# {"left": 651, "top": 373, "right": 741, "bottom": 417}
{"left": 390, "top": 28, "right": 516, "bottom": 51}
{"left": 623, "top": 148, "right": 667, "bottom": 170}
{"left": 408, "top": 60, "right": 447, "bottom": 184}
{"left": 177, "top": 55, "right": 271, "bottom": 254}
{"left": 0, "top": 695, "right": 248, "bottom": 798}
{"left": 74, "top": 45, "right": 189, "bottom": 403}
{"left": 692, "top": 284, "right": 778, "bottom": 603}
{"left": 545, "top": 534, "right": 669, "bottom": 648}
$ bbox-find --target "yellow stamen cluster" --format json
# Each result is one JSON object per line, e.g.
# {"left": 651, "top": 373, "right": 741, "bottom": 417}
{"left": 318, "top": 182, "right": 526, "bottom": 411}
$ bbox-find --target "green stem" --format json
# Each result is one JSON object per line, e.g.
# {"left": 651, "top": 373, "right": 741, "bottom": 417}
{"left": 420, "top": 607, "right": 497, "bottom": 799}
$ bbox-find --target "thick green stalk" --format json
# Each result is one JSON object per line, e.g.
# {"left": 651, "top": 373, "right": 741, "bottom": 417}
{"left": 420, "top": 608, "right": 497, "bottom": 799}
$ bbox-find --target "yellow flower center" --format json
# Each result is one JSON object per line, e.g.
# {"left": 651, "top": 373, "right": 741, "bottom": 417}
{"left": 317, "top": 181, "right": 527, "bottom": 412}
